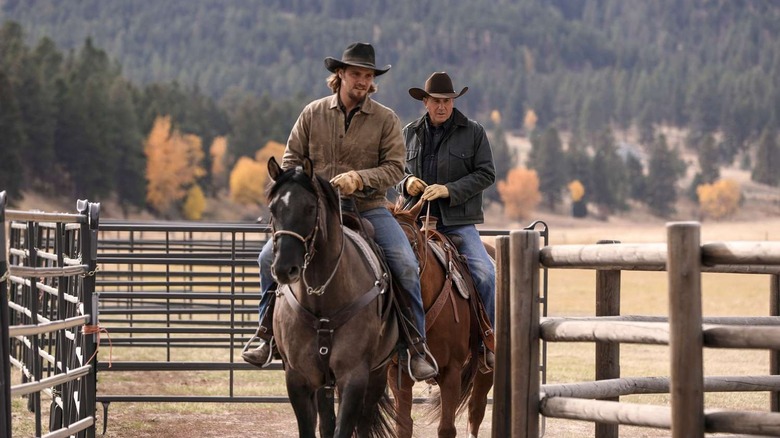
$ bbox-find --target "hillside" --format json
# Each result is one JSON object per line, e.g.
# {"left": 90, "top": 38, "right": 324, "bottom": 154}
{"left": 3, "top": 0, "right": 780, "bottom": 128}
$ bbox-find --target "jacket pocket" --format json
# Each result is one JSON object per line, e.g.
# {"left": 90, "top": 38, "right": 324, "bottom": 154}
{"left": 448, "top": 145, "right": 474, "bottom": 177}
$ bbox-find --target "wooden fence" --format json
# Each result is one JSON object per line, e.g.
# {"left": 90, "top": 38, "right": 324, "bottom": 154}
{"left": 1, "top": 192, "right": 101, "bottom": 438}
{"left": 492, "top": 222, "right": 780, "bottom": 438}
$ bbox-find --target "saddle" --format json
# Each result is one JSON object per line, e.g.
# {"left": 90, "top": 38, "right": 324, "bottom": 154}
{"left": 423, "top": 226, "right": 495, "bottom": 353}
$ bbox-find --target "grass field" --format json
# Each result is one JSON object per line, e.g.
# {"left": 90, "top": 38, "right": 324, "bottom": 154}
{"left": 10, "top": 218, "right": 780, "bottom": 437}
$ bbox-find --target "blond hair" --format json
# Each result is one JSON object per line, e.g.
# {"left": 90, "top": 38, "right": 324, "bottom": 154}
{"left": 326, "top": 70, "right": 378, "bottom": 94}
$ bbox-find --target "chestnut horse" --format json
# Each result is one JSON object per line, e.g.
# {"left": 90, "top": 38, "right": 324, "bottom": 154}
{"left": 267, "top": 157, "right": 398, "bottom": 438}
{"left": 388, "top": 198, "right": 494, "bottom": 437}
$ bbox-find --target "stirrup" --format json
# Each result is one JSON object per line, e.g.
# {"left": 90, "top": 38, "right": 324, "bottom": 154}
{"left": 405, "top": 344, "right": 439, "bottom": 383}
{"left": 242, "top": 333, "right": 275, "bottom": 368}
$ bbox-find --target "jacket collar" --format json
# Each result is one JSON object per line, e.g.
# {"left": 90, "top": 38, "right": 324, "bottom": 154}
{"left": 411, "top": 107, "right": 467, "bottom": 132}
{"left": 328, "top": 93, "right": 375, "bottom": 114}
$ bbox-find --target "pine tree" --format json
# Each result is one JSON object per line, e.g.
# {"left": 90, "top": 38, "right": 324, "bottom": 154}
{"left": 527, "top": 126, "right": 566, "bottom": 210}
{"left": 0, "top": 71, "right": 25, "bottom": 201}
{"left": 485, "top": 117, "right": 515, "bottom": 204}
{"left": 589, "top": 128, "right": 627, "bottom": 214}
{"left": 751, "top": 128, "right": 780, "bottom": 186}
{"left": 646, "top": 134, "right": 686, "bottom": 217}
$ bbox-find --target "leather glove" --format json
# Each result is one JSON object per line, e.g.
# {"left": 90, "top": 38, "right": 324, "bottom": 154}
{"left": 421, "top": 184, "right": 449, "bottom": 201}
{"left": 405, "top": 176, "right": 428, "bottom": 196}
{"left": 329, "top": 171, "right": 364, "bottom": 196}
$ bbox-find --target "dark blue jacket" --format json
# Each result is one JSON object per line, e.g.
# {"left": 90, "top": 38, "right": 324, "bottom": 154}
{"left": 400, "top": 108, "right": 495, "bottom": 226}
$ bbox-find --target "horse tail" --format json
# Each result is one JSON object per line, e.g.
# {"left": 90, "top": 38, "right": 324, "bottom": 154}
{"left": 422, "top": 308, "right": 483, "bottom": 421}
{"left": 454, "top": 308, "right": 482, "bottom": 416}
{"left": 366, "top": 389, "right": 398, "bottom": 438}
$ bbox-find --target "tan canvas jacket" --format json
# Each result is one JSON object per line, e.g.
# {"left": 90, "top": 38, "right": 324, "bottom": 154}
{"left": 282, "top": 94, "right": 405, "bottom": 212}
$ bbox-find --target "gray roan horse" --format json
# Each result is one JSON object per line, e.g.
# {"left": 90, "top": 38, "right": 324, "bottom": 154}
{"left": 266, "top": 156, "right": 398, "bottom": 438}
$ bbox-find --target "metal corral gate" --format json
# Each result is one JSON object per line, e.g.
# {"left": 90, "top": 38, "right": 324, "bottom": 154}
{"left": 93, "top": 220, "right": 288, "bottom": 430}
{"left": 92, "top": 219, "right": 523, "bottom": 432}
{"left": 1, "top": 192, "right": 100, "bottom": 438}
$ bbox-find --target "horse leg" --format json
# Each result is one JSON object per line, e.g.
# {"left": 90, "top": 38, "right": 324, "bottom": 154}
{"left": 467, "top": 370, "right": 494, "bottom": 437}
{"left": 285, "top": 370, "right": 318, "bottom": 438}
{"left": 435, "top": 365, "right": 461, "bottom": 438}
{"left": 387, "top": 362, "right": 414, "bottom": 438}
{"left": 355, "top": 367, "right": 394, "bottom": 438}
{"left": 334, "top": 370, "right": 369, "bottom": 438}
{"left": 316, "top": 387, "right": 336, "bottom": 438}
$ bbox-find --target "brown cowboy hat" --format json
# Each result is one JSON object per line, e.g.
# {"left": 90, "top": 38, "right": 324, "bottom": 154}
{"left": 324, "top": 42, "right": 391, "bottom": 76}
{"left": 409, "top": 72, "right": 468, "bottom": 100}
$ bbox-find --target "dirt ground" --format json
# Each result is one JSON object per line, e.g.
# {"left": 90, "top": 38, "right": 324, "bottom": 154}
{"left": 96, "top": 400, "right": 494, "bottom": 438}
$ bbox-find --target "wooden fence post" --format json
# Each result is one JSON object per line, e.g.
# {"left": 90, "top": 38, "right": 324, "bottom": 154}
{"left": 0, "top": 191, "right": 10, "bottom": 438}
{"left": 510, "top": 230, "right": 540, "bottom": 438}
{"left": 771, "top": 274, "right": 780, "bottom": 412}
{"left": 492, "top": 236, "right": 511, "bottom": 438}
{"left": 667, "top": 222, "right": 704, "bottom": 438}
{"left": 595, "top": 240, "right": 621, "bottom": 438}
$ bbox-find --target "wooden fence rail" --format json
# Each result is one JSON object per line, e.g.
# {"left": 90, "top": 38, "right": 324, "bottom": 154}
{"left": 493, "top": 222, "right": 780, "bottom": 438}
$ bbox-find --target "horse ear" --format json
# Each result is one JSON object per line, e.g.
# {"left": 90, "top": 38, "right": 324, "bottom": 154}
{"left": 268, "top": 157, "right": 282, "bottom": 181}
{"left": 303, "top": 156, "right": 314, "bottom": 179}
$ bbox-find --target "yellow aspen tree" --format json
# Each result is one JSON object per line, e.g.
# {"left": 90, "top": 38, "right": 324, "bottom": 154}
{"left": 490, "top": 110, "right": 502, "bottom": 126}
{"left": 568, "top": 180, "right": 585, "bottom": 202}
{"left": 254, "top": 140, "right": 285, "bottom": 166}
{"left": 497, "top": 167, "right": 542, "bottom": 221}
{"left": 183, "top": 184, "right": 206, "bottom": 220}
{"left": 697, "top": 179, "right": 741, "bottom": 219}
{"left": 144, "top": 116, "right": 206, "bottom": 214}
{"left": 229, "top": 156, "right": 267, "bottom": 206}
{"left": 209, "top": 136, "right": 229, "bottom": 191}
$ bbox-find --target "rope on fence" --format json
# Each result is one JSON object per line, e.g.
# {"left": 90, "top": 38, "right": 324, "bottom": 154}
{"left": 84, "top": 324, "right": 112, "bottom": 368}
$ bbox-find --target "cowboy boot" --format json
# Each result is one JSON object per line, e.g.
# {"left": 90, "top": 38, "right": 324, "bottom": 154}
{"left": 406, "top": 339, "right": 438, "bottom": 381}
{"left": 242, "top": 336, "right": 274, "bottom": 368}
{"left": 242, "top": 294, "right": 276, "bottom": 368}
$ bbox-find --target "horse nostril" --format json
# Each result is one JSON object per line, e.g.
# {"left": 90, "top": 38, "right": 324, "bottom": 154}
{"left": 288, "top": 266, "right": 300, "bottom": 279}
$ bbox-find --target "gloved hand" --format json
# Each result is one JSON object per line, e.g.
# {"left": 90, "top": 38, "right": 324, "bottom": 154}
{"left": 330, "top": 171, "right": 364, "bottom": 196}
{"left": 421, "top": 184, "right": 449, "bottom": 201}
{"left": 405, "top": 176, "right": 428, "bottom": 196}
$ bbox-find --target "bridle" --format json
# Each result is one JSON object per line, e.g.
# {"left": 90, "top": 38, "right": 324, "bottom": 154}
{"left": 271, "top": 183, "right": 345, "bottom": 296}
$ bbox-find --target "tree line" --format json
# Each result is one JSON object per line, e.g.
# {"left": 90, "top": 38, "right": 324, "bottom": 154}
{"left": 3, "top": 0, "right": 780, "bottom": 219}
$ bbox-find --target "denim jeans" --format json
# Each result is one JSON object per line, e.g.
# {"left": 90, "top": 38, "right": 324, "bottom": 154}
{"left": 256, "top": 207, "right": 426, "bottom": 339}
{"left": 437, "top": 223, "right": 496, "bottom": 327}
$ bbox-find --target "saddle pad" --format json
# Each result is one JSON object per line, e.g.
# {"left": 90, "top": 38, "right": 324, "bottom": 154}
{"left": 343, "top": 227, "right": 384, "bottom": 281}
{"left": 428, "top": 240, "right": 471, "bottom": 300}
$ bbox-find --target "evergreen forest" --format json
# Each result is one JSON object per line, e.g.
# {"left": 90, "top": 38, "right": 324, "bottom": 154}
{"left": 1, "top": 0, "right": 779, "bottom": 219}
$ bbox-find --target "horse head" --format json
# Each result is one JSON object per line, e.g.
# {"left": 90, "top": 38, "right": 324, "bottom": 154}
{"left": 267, "top": 156, "right": 342, "bottom": 285}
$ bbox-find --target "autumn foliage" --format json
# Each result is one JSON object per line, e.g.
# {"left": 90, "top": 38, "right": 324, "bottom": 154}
{"left": 498, "top": 167, "right": 541, "bottom": 220}
{"left": 183, "top": 184, "right": 206, "bottom": 220}
{"left": 229, "top": 157, "right": 267, "bottom": 206}
{"left": 144, "top": 116, "right": 206, "bottom": 214}
{"left": 227, "top": 141, "right": 286, "bottom": 206}
{"left": 696, "top": 179, "right": 741, "bottom": 220}
{"left": 209, "top": 136, "right": 229, "bottom": 191}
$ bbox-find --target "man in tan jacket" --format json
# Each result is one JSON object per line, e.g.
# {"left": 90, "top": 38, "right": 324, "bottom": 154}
{"left": 243, "top": 42, "right": 437, "bottom": 381}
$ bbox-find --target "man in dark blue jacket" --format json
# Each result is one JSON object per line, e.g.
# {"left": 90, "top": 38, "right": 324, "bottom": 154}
{"left": 399, "top": 71, "right": 497, "bottom": 368}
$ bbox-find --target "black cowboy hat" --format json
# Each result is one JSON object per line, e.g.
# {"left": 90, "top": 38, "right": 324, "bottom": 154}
{"left": 324, "top": 42, "right": 391, "bottom": 76}
{"left": 409, "top": 72, "right": 468, "bottom": 100}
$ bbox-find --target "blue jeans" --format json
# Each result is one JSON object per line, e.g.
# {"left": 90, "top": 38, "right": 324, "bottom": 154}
{"left": 257, "top": 239, "right": 275, "bottom": 324}
{"left": 437, "top": 224, "right": 496, "bottom": 327}
{"left": 256, "top": 207, "right": 426, "bottom": 339}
